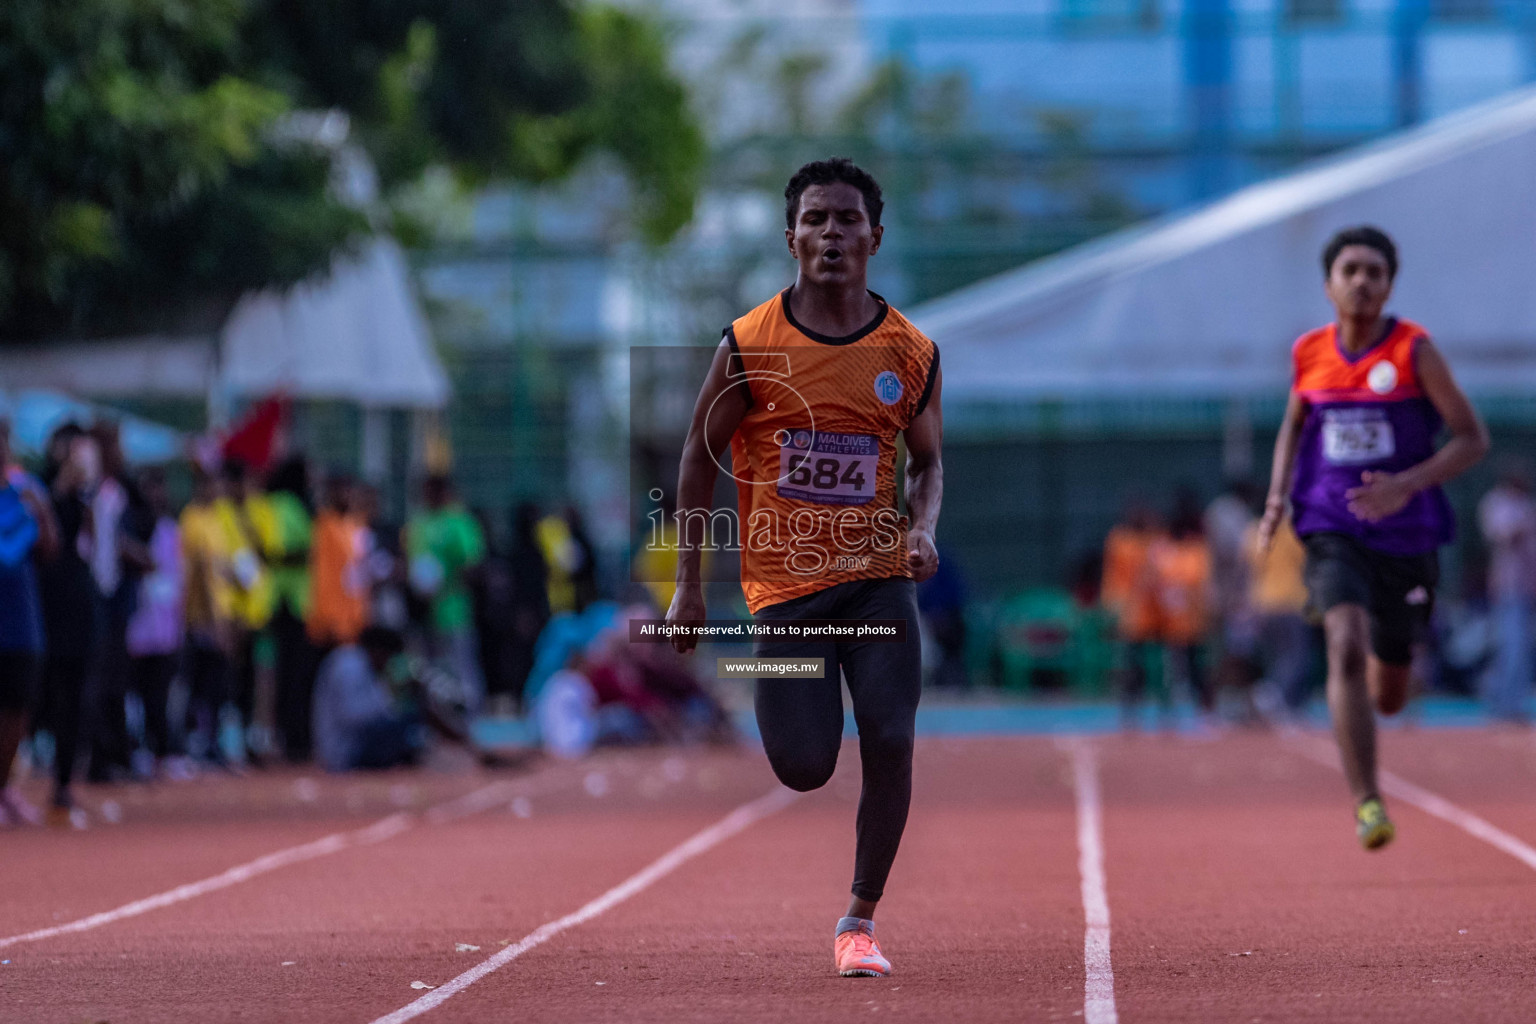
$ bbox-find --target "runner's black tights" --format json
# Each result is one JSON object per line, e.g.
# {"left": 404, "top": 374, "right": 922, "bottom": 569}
{"left": 752, "top": 577, "right": 922, "bottom": 903}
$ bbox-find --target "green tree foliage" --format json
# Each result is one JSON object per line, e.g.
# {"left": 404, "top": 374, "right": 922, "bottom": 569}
{"left": 569, "top": 7, "right": 703, "bottom": 244}
{"left": 0, "top": 0, "right": 702, "bottom": 340}
{"left": 0, "top": 0, "right": 366, "bottom": 338}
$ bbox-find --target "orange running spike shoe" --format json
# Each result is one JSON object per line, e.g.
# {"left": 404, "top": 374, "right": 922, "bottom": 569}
{"left": 834, "top": 920, "right": 892, "bottom": 978}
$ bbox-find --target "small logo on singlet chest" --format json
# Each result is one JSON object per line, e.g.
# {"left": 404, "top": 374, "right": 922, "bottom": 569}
{"left": 874, "top": 371, "right": 903, "bottom": 406}
{"left": 1367, "top": 361, "right": 1398, "bottom": 395}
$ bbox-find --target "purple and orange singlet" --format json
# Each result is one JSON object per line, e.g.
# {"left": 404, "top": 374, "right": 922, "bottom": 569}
{"left": 1289, "top": 317, "right": 1453, "bottom": 556}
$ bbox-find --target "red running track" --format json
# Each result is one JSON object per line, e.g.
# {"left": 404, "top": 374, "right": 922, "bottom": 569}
{"left": 4, "top": 727, "right": 1536, "bottom": 1022}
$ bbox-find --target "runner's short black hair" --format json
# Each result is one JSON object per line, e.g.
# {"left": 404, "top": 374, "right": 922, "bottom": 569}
{"left": 1322, "top": 226, "right": 1398, "bottom": 280}
{"left": 785, "top": 158, "right": 884, "bottom": 230}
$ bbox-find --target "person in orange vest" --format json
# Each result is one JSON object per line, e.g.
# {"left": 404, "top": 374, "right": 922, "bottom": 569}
{"left": 306, "top": 473, "right": 369, "bottom": 675}
{"left": 1102, "top": 501, "right": 1164, "bottom": 728}
{"left": 1147, "top": 497, "right": 1215, "bottom": 720}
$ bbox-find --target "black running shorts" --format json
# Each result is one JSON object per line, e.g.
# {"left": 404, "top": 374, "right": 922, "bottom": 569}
{"left": 1302, "top": 531, "right": 1438, "bottom": 666}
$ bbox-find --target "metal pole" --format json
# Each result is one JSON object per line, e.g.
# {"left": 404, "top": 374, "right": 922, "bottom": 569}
{"left": 1184, "top": 0, "right": 1234, "bottom": 201}
{"left": 1393, "top": 0, "right": 1430, "bottom": 128}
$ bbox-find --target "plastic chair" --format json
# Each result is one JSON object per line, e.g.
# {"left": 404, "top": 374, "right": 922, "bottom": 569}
{"left": 1070, "top": 606, "right": 1117, "bottom": 698}
{"left": 994, "top": 588, "right": 1080, "bottom": 693}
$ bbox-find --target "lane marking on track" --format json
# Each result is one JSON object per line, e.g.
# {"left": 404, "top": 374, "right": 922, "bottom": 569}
{"left": 1064, "top": 739, "right": 1119, "bottom": 1024}
{"left": 423, "top": 780, "right": 522, "bottom": 824}
{"left": 0, "top": 774, "right": 572, "bottom": 950}
{"left": 1284, "top": 731, "right": 1536, "bottom": 872}
{"left": 367, "top": 785, "right": 801, "bottom": 1024}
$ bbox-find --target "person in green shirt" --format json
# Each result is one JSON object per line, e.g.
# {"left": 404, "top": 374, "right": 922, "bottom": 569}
{"left": 406, "top": 473, "right": 486, "bottom": 714}
{"left": 264, "top": 456, "right": 315, "bottom": 760}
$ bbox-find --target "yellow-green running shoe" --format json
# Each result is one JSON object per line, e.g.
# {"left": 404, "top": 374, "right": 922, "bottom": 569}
{"left": 1356, "top": 797, "right": 1395, "bottom": 850}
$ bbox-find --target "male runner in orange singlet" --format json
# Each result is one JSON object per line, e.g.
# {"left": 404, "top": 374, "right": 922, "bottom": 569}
{"left": 666, "top": 158, "right": 942, "bottom": 977}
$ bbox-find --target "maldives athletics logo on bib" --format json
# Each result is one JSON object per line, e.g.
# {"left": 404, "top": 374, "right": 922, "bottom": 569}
{"left": 873, "top": 371, "right": 903, "bottom": 406}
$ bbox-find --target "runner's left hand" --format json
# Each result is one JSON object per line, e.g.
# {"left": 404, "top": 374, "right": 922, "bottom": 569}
{"left": 1346, "top": 470, "right": 1414, "bottom": 522}
{"left": 907, "top": 528, "right": 939, "bottom": 583}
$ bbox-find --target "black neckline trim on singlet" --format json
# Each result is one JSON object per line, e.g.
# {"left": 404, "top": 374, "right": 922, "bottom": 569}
{"left": 779, "top": 286, "right": 888, "bottom": 346}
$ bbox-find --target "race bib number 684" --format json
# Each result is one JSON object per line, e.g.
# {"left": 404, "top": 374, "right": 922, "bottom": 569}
{"left": 777, "top": 430, "right": 878, "bottom": 506}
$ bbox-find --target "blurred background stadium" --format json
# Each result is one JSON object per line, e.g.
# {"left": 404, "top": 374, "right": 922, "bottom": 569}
{"left": 4, "top": 0, "right": 1536, "bottom": 719}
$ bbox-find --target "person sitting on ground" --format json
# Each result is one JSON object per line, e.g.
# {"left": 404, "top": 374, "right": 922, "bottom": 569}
{"left": 579, "top": 604, "right": 737, "bottom": 746}
{"left": 312, "top": 625, "right": 485, "bottom": 773}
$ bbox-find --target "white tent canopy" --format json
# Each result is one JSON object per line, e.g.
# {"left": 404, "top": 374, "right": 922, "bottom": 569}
{"left": 0, "top": 389, "right": 184, "bottom": 464}
{"left": 220, "top": 238, "right": 447, "bottom": 407}
{"left": 911, "top": 84, "right": 1536, "bottom": 405}
{"left": 0, "top": 237, "right": 448, "bottom": 410}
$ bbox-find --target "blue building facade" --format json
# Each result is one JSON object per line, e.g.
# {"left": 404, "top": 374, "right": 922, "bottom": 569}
{"left": 861, "top": 0, "right": 1536, "bottom": 207}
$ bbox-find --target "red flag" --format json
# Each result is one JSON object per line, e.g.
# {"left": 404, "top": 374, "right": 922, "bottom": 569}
{"left": 221, "top": 395, "right": 289, "bottom": 472}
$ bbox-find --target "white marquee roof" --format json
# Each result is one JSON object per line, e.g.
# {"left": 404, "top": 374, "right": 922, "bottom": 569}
{"left": 911, "top": 84, "right": 1536, "bottom": 404}
{"left": 0, "top": 238, "right": 448, "bottom": 410}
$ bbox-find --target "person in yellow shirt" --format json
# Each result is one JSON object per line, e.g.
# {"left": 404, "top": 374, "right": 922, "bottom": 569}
{"left": 633, "top": 492, "right": 711, "bottom": 615}
{"left": 536, "top": 511, "right": 578, "bottom": 615}
{"left": 1245, "top": 514, "right": 1315, "bottom": 715}
{"left": 216, "top": 459, "right": 276, "bottom": 762}
{"left": 180, "top": 468, "right": 238, "bottom": 766}
{"left": 633, "top": 518, "right": 679, "bottom": 615}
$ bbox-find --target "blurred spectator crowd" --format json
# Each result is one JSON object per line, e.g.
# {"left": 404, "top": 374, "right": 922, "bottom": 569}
{"left": 1095, "top": 469, "right": 1536, "bottom": 730}
{"left": 0, "top": 412, "right": 730, "bottom": 829}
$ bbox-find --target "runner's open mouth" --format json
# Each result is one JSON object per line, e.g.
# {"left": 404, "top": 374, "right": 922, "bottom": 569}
{"left": 822, "top": 248, "right": 843, "bottom": 263}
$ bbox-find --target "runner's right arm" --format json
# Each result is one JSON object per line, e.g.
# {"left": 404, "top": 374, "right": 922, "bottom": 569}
{"left": 666, "top": 339, "right": 750, "bottom": 653}
{"left": 1257, "top": 389, "right": 1308, "bottom": 552}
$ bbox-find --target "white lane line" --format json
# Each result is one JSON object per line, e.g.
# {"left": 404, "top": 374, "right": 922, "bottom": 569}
{"left": 1067, "top": 740, "right": 1119, "bottom": 1024}
{"left": 367, "top": 785, "right": 801, "bottom": 1024}
{"left": 356, "top": 813, "right": 415, "bottom": 845}
{"left": 0, "top": 775, "right": 560, "bottom": 950}
{"left": 1284, "top": 731, "right": 1536, "bottom": 871}
{"left": 423, "top": 779, "right": 531, "bottom": 824}
{"left": 0, "top": 829, "right": 354, "bottom": 949}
